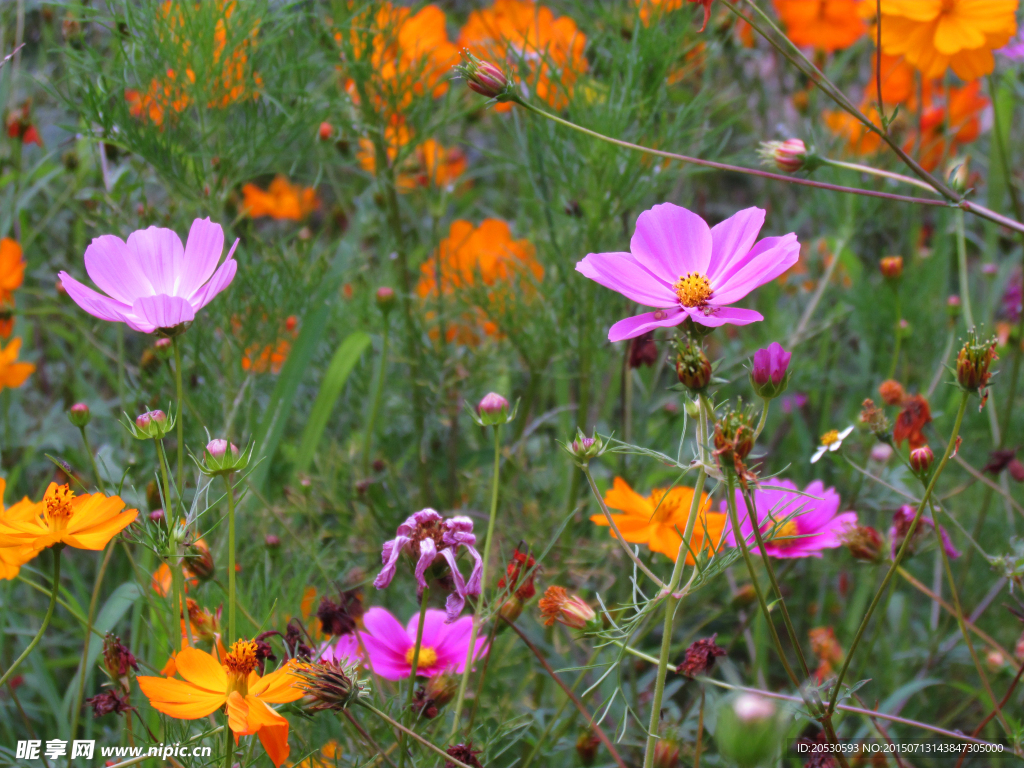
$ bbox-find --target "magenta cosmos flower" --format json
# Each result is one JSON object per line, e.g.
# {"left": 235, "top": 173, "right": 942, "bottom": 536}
{"left": 722, "top": 479, "right": 856, "bottom": 559}
{"left": 374, "top": 509, "right": 482, "bottom": 622}
{"left": 321, "top": 607, "right": 487, "bottom": 681}
{"left": 576, "top": 204, "right": 799, "bottom": 341}
{"left": 58, "top": 218, "right": 238, "bottom": 333}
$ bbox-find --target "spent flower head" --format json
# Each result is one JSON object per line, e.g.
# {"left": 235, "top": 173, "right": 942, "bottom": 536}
{"left": 956, "top": 329, "right": 998, "bottom": 398}
{"left": 293, "top": 659, "right": 365, "bottom": 711}
{"left": 713, "top": 400, "right": 758, "bottom": 470}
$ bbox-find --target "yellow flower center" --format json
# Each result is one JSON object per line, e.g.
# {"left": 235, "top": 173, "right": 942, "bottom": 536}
{"left": 224, "top": 639, "right": 259, "bottom": 694}
{"left": 406, "top": 646, "right": 438, "bottom": 668}
{"left": 771, "top": 520, "right": 801, "bottom": 548}
{"left": 673, "top": 272, "right": 712, "bottom": 307}
{"left": 820, "top": 429, "right": 840, "bottom": 447}
{"left": 43, "top": 484, "right": 76, "bottom": 531}
{"left": 648, "top": 489, "right": 687, "bottom": 524}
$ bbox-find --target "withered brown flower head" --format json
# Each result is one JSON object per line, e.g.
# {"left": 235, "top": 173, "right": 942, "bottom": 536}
{"left": 86, "top": 689, "right": 134, "bottom": 718}
{"left": 859, "top": 398, "right": 889, "bottom": 436}
{"left": 293, "top": 660, "right": 361, "bottom": 711}
{"left": 446, "top": 743, "right": 484, "bottom": 768}
{"left": 102, "top": 633, "right": 138, "bottom": 679}
{"left": 877, "top": 379, "right": 905, "bottom": 406}
{"left": 629, "top": 332, "right": 659, "bottom": 369}
{"left": 677, "top": 634, "right": 726, "bottom": 678}
{"left": 893, "top": 394, "right": 931, "bottom": 449}
{"left": 316, "top": 588, "right": 365, "bottom": 637}
{"left": 284, "top": 618, "right": 313, "bottom": 660}
{"left": 497, "top": 546, "right": 537, "bottom": 601}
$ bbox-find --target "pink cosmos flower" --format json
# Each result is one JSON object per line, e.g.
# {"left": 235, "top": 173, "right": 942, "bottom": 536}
{"left": 321, "top": 607, "right": 487, "bottom": 681}
{"left": 58, "top": 218, "right": 238, "bottom": 334}
{"left": 890, "top": 505, "right": 960, "bottom": 560}
{"left": 576, "top": 204, "right": 799, "bottom": 341}
{"left": 722, "top": 479, "right": 856, "bottom": 559}
{"left": 374, "top": 509, "right": 482, "bottom": 622}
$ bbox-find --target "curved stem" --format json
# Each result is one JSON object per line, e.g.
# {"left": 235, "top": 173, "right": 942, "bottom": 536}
{"left": 0, "top": 548, "right": 61, "bottom": 689}
{"left": 955, "top": 210, "right": 975, "bottom": 329}
{"left": 155, "top": 439, "right": 189, "bottom": 650}
{"left": 399, "top": 587, "right": 429, "bottom": 768}
{"left": 359, "top": 701, "right": 476, "bottom": 768}
{"left": 224, "top": 474, "right": 236, "bottom": 644}
{"left": 69, "top": 542, "right": 115, "bottom": 749}
{"left": 362, "top": 317, "right": 390, "bottom": 476}
{"left": 78, "top": 426, "right": 106, "bottom": 494}
{"left": 827, "top": 391, "right": 970, "bottom": 716}
{"left": 172, "top": 337, "right": 185, "bottom": 510}
{"left": 449, "top": 424, "right": 503, "bottom": 735}
{"left": 821, "top": 158, "right": 940, "bottom": 194}
{"left": 753, "top": 398, "right": 769, "bottom": 442}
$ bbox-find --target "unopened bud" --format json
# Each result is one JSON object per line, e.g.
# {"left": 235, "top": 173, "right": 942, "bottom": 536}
{"left": 202, "top": 438, "right": 249, "bottom": 476}
{"left": 477, "top": 392, "right": 510, "bottom": 426}
{"left": 68, "top": 402, "right": 92, "bottom": 428}
{"left": 265, "top": 534, "right": 280, "bottom": 549}
{"left": 568, "top": 430, "right": 603, "bottom": 461}
{"left": 750, "top": 342, "right": 791, "bottom": 400}
{"left": 375, "top": 286, "right": 395, "bottom": 314}
{"left": 909, "top": 445, "right": 934, "bottom": 474}
{"left": 498, "top": 594, "right": 524, "bottom": 624}
{"left": 841, "top": 525, "right": 884, "bottom": 563}
{"left": 675, "top": 338, "right": 712, "bottom": 392}
{"left": 713, "top": 403, "right": 756, "bottom": 466}
{"left": 716, "top": 694, "right": 783, "bottom": 768}
{"left": 154, "top": 337, "right": 173, "bottom": 359}
{"left": 458, "top": 53, "right": 512, "bottom": 100}
{"left": 185, "top": 539, "right": 215, "bottom": 582}
{"left": 956, "top": 330, "right": 998, "bottom": 393}
{"left": 947, "top": 157, "right": 970, "bottom": 193}
{"left": 879, "top": 255, "right": 903, "bottom": 280}
{"left": 947, "top": 295, "right": 961, "bottom": 318}
{"left": 575, "top": 731, "right": 599, "bottom": 766}
{"left": 149, "top": 509, "right": 165, "bottom": 524}
{"left": 133, "top": 410, "right": 171, "bottom": 439}
{"left": 652, "top": 739, "right": 680, "bottom": 768}
{"left": 757, "top": 138, "right": 816, "bottom": 173}
{"left": 318, "top": 121, "right": 333, "bottom": 141}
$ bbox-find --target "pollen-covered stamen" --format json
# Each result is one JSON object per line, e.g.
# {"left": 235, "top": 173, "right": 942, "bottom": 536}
{"left": 224, "top": 639, "right": 260, "bottom": 682}
{"left": 405, "top": 646, "right": 438, "bottom": 668}
{"left": 770, "top": 520, "right": 801, "bottom": 548}
{"left": 820, "top": 429, "right": 840, "bottom": 447}
{"left": 673, "top": 272, "right": 713, "bottom": 308}
{"left": 44, "top": 484, "right": 76, "bottom": 530}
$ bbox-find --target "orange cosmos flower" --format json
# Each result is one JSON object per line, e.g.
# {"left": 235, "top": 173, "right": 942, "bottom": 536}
{"left": 773, "top": 0, "right": 868, "bottom": 51}
{"left": 416, "top": 219, "right": 542, "bottom": 344}
{"left": 338, "top": 3, "right": 459, "bottom": 111}
{"left": 138, "top": 640, "right": 304, "bottom": 767}
{"left": 590, "top": 477, "right": 726, "bottom": 564}
{"left": 459, "top": 0, "right": 588, "bottom": 113}
{"left": 0, "top": 338, "right": 34, "bottom": 394}
{"left": 912, "top": 81, "right": 989, "bottom": 171}
{"left": 871, "top": 53, "right": 915, "bottom": 105}
{"left": 0, "top": 479, "right": 40, "bottom": 580}
{"left": 242, "top": 177, "right": 319, "bottom": 221}
{"left": 242, "top": 316, "right": 298, "bottom": 374}
{"left": 358, "top": 130, "right": 467, "bottom": 192}
{"left": 823, "top": 100, "right": 884, "bottom": 154}
{"left": 151, "top": 562, "right": 200, "bottom": 597}
{"left": 0, "top": 238, "right": 25, "bottom": 307}
{"left": 0, "top": 483, "right": 137, "bottom": 555}
{"left": 879, "top": 0, "right": 1018, "bottom": 81}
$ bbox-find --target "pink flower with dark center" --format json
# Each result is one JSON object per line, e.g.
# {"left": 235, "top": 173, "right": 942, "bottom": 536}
{"left": 722, "top": 479, "right": 856, "bottom": 559}
{"left": 322, "top": 607, "right": 487, "bottom": 681}
{"left": 58, "top": 218, "right": 238, "bottom": 334}
{"left": 374, "top": 509, "right": 483, "bottom": 622}
{"left": 576, "top": 204, "right": 799, "bottom": 341}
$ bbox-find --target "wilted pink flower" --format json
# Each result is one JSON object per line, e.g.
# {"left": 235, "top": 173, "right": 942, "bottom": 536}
{"left": 374, "top": 509, "right": 483, "bottom": 622}
{"left": 576, "top": 204, "right": 799, "bottom": 341}
{"left": 723, "top": 479, "right": 857, "bottom": 559}
{"left": 58, "top": 218, "right": 238, "bottom": 333}
{"left": 328, "top": 607, "right": 487, "bottom": 681}
{"left": 890, "top": 505, "right": 960, "bottom": 560}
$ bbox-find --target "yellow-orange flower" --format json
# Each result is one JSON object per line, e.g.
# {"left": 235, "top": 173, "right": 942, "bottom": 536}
{"left": 0, "top": 483, "right": 137, "bottom": 555}
{"left": 0, "top": 238, "right": 25, "bottom": 306}
{"left": 242, "top": 316, "right": 298, "bottom": 374}
{"left": 125, "top": 1, "right": 262, "bottom": 126}
{"left": 416, "top": 219, "right": 541, "bottom": 344}
{"left": 242, "top": 177, "right": 319, "bottom": 221}
{"left": 0, "top": 338, "right": 35, "bottom": 394}
{"left": 773, "top": 0, "right": 868, "bottom": 51}
{"left": 0, "top": 479, "right": 39, "bottom": 580}
{"left": 879, "top": 0, "right": 1018, "bottom": 81}
{"left": 591, "top": 477, "right": 726, "bottom": 564}
{"left": 823, "top": 100, "right": 884, "bottom": 154}
{"left": 912, "top": 81, "right": 989, "bottom": 171}
{"left": 289, "top": 741, "right": 341, "bottom": 768}
{"left": 637, "top": 0, "right": 684, "bottom": 25}
{"left": 459, "top": 0, "right": 588, "bottom": 112}
{"left": 138, "top": 640, "right": 304, "bottom": 767}
{"left": 359, "top": 135, "right": 468, "bottom": 192}
{"left": 338, "top": 3, "right": 459, "bottom": 111}
{"left": 872, "top": 53, "right": 915, "bottom": 105}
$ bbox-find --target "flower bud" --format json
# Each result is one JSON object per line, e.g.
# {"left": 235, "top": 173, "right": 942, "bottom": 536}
{"left": 675, "top": 338, "right": 712, "bottom": 392}
{"left": 264, "top": 534, "right": 280, "bottom": 549}
{"left": 133, "top": 409, "right": 171, "bottom": 439}
{"left": 68, "top": 402, "right": 92, "bottom": 428}
{"left": 154, "top": 337, "right": 173, "bottom": 359}
{"left": 878, "top": 379, "right": 905, "bottom": 406}
{"left": 840, "top": 525, "right": 883, "bottom": 563}
{"left": 731, "top": 583, "right": 757, "bottom": 608}
{"left": 750, "top": 342, "right": 791, "bottom": 400}
{"left": 498, "top": 594, "right": 525, "bottom": 623}
{"left": 318, "top": 121, "right": 333, "bottom": 141}
{"left": 149, "top": 508, "right": 165, "bottom": 524}
{"left": 568, "top": 430, "right": 603, "bottom": 461}
{"left": 714, "top": 694, "right": 783, "bottom": 768}
{"left": 909, "top": 445, "right": 934, "bottom": 475}
{"left": 652, "top": 739, "right": 680, "bottom": 768}
{"left": 684, "top": 397, "right": 701, "bottom": 418}
{"left": 539, "top": 586, "right": 601, "bottom": 632}
{"left": 757, "top": 138, "right": 812, "bottom": 173}
{"left": 477, "top": 392, "right": 511, "bottom": 426}
{"left": 575, "top": 731, "right": 599, "bottom": 767}
{"left": 879, "top": 255, "right": 903, "bottom": 280}
{"left": 956, "top": 330, "right": 998, "bottom": 394}
{"left": 185, "top": 539, "right": 215, "bottom": 582}
{"left": 947, "top": 294, "right": 961, "bottom": 319}
{"left": 458, "top": 52, "right": 512, "bottom": 100}
{"left": 412, "top": 673, "right": 459, "bottom": 719}
{"left": 201, "top": 438, "right": 249, "bottom": 476}
{"left": 375, "top": 286, "right": 396, "bottom": 314}
{"left": 946, "top": 156, "right": 970, "bottom": 193}
{"left": 713, "top": 403, "right": 756, "bottom": 467}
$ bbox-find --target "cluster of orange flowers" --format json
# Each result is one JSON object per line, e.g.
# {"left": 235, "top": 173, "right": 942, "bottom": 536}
{"left": 355, "top": 118, "right": 467, "bottom": 193}
{"left": 125, "top": 0, "right": 262, "bottom": 127}
{"left": 241, "top": 315, "right": 298, "bottom": 374}
{"left": 773, "top": 0, "right": 870, "bottom": 53}
{"left": 0, "top": 238, "right": 33, "bottom": 394}
{"left": 416, "top": 219, "right": 542, "bottom": 345}
{"left": 241, "top": 177, "right": 319, "bottom": 221}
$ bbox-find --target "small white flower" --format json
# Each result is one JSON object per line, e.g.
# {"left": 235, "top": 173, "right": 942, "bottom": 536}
{"left": 811, "top": 425, "right": 854, "bottom": 463}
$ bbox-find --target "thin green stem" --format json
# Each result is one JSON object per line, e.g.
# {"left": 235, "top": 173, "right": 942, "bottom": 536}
{"left": 78, "top": 426, "right": 106, "bottom": 494}
{"left": 0, "top": 548, "right": 61, "bottom": 689}
{"left": 955, "top": 210, "right": 974, "bottom": 329}
{"left": 155, "top": 439, "right": 189, "bottom": 651}
{"left": 223, "top": 714, "right": 232, "bottom": 768}
{"left": 520, "top": 649, "right": 596, "bottom": 768}
{"left": 69, "top": 542, "right": 115, "bottom": 750}
{"left": 172, "top": 337, "right": 185, "bottom": 510}
{"left": 466, "top": 613, "right": 501, "bottom": 734}
{"left": 399, "top": 587, "right": 429, "bottom": 768}
{"left": 362, "top": 317, "right": 390, "bottom": 476}
{"left": 888, "top": 287, "right": 902, "bottom": 379}
{"left": 753, "top": 398, "right": 769, "bottom": 441}
{"left": 359, "top": 702, "right": 475, "bottom": 768}
{"left": 225, "top": 474, "right": 236, "bottom": 644}
{"left": 821, "top": 158, "right": 940, "bottom": 194}
{"left": 450, "top": 424, "right": 503, "bottom": 735}
{"left": 827, "top": 391, "right": 970, "bottom": 716}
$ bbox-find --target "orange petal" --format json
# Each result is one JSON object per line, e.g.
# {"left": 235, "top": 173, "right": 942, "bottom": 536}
{"left": 226, "top": 690, "right": 252, "bottom": 738}
{"left": 137, "top": 675, "right": 225, "bottom": 719}
{"left": 249, "top": 661, "right": 304, "bottom": 704}
{"left": 247, "top": 695, "right": 291, "bottom": 768}
{"left": 603, "top": 477, "right": 653, "bottom": 519}
{"left": 173, "top": 647, "right": 228, "bottom": 692}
